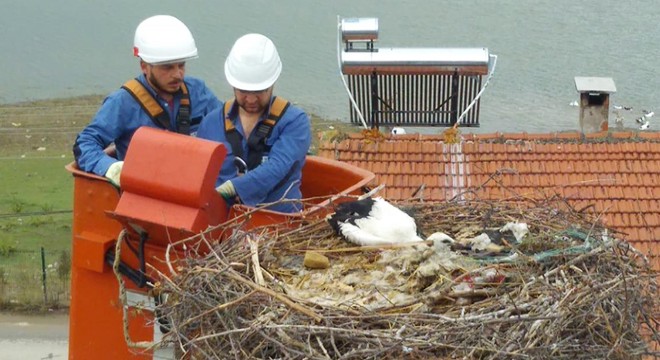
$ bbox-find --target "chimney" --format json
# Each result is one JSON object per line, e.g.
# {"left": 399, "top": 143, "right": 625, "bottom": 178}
{"left": 574, "top": 76, "right": 616, "bottom": 134}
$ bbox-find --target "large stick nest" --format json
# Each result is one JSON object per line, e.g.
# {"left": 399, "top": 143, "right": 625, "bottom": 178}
{"left": 152, "top": 196, "right": 659, "bottom": 359}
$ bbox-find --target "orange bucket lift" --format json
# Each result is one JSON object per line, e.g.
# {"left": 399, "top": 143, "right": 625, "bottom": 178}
{"left": 65, "top": 127, "right": 374, "bottom": 359}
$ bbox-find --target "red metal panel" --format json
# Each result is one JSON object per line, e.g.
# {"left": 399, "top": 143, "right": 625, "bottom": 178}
{"left": 111, "top": 127, "right": 229, "bottom": 245}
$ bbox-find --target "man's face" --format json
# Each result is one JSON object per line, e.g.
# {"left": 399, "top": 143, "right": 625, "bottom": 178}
{"left": 233, "top": 87, "right": 273, "bottom": 115}
{"left": 142, "top": 61, "right": 186, "bottom": 95}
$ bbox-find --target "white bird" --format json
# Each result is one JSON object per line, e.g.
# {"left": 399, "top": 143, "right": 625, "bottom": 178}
{"left": 643, "top": 110, "right": 654, "bottom": 118}
{"left": 327, "top": 197, "right": 424, "bottom": 246}
{"left": 640, "top": 120, "right": 650, "bottom": 130}
{"left": 614, "top": 116, "right": 624, "bottom": 125}
{"left": 326, "top": 198, "right": 511, "bottom": 254}
{"left": 391, "top": 127, "right": 406, "bottom": 135}
{"left": 451, "top": 233, "right": 507, "bottom": 254}
{"left": 427, "top": 232, "right": 457, "bottom": 251}
{"left": 499, "top": 222, "right": 529, "bottom": 242}
{"left": 327, "top": 198, "right": 513, "bottom": 257}
{"left": 613, "top": 105, "right": 622, "bottom": 110}
{"left": 11, "top": 122, "right": 22, "bottom": 127}
{"left": 465, "top": 233, "right": 494, "bottom": 251}
{"left": 569, "top": 100, "right": 579, "bottom": 107}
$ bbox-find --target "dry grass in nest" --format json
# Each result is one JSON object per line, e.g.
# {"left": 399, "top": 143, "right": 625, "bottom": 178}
{"left": 151, "top": 196, "right": 659, "bottom": 360}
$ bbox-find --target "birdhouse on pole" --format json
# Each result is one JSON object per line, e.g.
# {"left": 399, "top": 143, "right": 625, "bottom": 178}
{"left": 574, "top": 76, "right": 616, "bottom": 133}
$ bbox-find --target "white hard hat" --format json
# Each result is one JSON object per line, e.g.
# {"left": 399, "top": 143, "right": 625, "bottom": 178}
{"left": 224, "top": 33, "right": 282, "bottom": 91}
{"left": 133, "top": 15, "right": 198, "bottom": 65}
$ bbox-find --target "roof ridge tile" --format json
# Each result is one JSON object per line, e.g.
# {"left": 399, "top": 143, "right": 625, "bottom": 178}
{"left": 638, "top": 131, "right": 660, "bottom": 140}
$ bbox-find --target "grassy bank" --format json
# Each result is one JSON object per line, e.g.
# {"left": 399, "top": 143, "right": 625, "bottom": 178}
{"left": 0, "top": 158, "right": 73, "bottom": 310}
{"left": 0, "top": 94, "right": 358, "bottom": 311}
{"left": 0, "top": 96, "right": 101, "bottom": 311}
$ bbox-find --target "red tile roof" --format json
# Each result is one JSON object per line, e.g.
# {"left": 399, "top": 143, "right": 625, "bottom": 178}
{"left": 317, "top": 130, "right": 660, "bottom": 272}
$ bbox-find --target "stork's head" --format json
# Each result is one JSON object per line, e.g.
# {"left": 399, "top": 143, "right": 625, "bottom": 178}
{"left": 426, "top": 232, "right": 455, "bottom": 252}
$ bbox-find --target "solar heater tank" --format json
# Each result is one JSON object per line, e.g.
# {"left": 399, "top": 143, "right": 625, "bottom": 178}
{"left": 341, "top": 17, "right": 378, "bottom": 51}
{"left": 341, "top": 47, "right": 490, "bottom": 76}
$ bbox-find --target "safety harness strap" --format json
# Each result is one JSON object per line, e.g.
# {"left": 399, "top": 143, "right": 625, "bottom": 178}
{"left": 121, "top": 79, "right": 192, "bottom": 134}
{"left": 223, "top": 97, "right": 290, "bottom": 173}
{"left": 177, "top": 88, "right": 191, "bottom": 135}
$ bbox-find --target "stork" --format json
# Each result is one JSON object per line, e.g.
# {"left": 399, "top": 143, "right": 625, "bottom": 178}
{"left": 326, "top": 197, "right": 454, "bottom": 247}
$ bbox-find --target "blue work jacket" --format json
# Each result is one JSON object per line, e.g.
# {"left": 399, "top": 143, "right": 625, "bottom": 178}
{"left": 73, "top": 74, "right": 221, "bottom": 176}
{"left": 196, "top": 98, "right": 311, "bottom": 213}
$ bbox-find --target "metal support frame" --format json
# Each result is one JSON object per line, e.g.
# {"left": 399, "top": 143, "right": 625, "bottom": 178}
{"left": 347, "top": 72, "right": 483, "bottom": 128}
{"left": 338, "top": 17, "right": 493, "bottom": 129}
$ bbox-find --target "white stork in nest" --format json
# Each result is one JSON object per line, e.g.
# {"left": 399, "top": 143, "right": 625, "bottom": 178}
{"left": 326, "top": 197, "right": 454, "bottom": 247}
{"left": 325, "top": 197, "right": 515, "bottom": 258}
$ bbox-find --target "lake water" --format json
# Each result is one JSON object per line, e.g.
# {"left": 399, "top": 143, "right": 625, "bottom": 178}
{"left": 1, "top": 0, "right": 658, "bottom": 133}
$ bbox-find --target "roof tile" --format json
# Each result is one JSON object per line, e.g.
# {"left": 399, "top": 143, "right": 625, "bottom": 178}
{"left": 639, "top": 131, "right": 660, "bottom": 141}
{"left": 555, "top": 131, "right": 582, "bottom": 140}
{"left": 582, "top": 131, "right": 605, "bottom": 140}
{"left": 318, "top": 130, "right": 660, "bottom": 270}
{"left": 611, "top": 131, "right": 636, "bottom": 139}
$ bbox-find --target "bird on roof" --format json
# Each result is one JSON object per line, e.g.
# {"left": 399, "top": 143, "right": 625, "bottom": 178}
{"left": 614, "top": 115, "right": 624, "bottom": 127}
{"left": 391, "top": 127, "right": 406, "bottom": 135}
{"left": 643, "top": 110, "right": 654, "bottom": 119}
{"left": 640, "top": 120, "right": 650, "bottom": 130}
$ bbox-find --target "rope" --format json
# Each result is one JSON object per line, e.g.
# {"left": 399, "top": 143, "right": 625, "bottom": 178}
{"left": 112, "top": 229, "right": 154, "bottom": 350}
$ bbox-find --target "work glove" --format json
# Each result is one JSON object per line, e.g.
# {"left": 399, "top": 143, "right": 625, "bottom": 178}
{"left": 216, "top": 180, "right": 236, "bottom": 200}
{"left": 105, "top": 161, "right": 124, "bottom": 188}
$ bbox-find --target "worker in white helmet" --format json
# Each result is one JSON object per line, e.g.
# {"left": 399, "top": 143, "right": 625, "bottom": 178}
{"left": 196, "top": 33, "right": 312, "bottom": 213}
{"left": 73, "top": 15, "right": 221, "bottom": 187}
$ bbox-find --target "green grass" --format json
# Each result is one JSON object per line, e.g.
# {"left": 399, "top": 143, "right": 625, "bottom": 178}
{"left": 0, "top": 95, "right": 101, "bottom": 310}
{"left": 0, "top": 156, "right": 73, "bottom": 309}
{"left": 0, "top": 157, "right": 73, "bottom": 213}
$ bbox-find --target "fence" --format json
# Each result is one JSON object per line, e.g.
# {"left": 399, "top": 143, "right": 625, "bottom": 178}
{"left": 0, "top": 245, "right": 71, "bottom": 309}
{"left": 0, "top": 97, "right": 94, "bottom": 309}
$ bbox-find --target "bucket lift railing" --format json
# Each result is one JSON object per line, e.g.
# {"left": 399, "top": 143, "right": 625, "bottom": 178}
{"left": 337, "top": 16, "right": 497, "bottom": 129}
